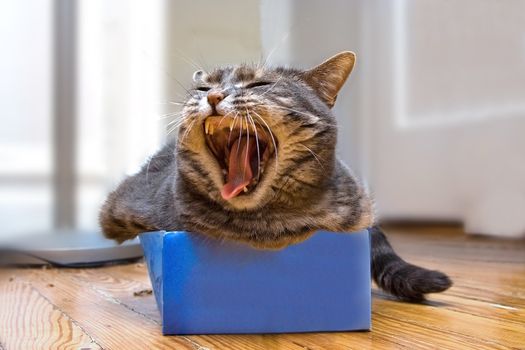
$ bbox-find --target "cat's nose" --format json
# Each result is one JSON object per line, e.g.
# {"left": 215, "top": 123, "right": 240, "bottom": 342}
{"left": 207, "top": 90, "right": 226, "bottom": 107}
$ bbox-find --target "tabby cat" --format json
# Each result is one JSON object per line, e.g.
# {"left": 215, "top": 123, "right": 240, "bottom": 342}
{"left": 100, "top": 51, "right": 451, "bottom": 301}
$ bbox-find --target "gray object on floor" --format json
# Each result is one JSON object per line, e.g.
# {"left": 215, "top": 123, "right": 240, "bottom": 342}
{"left": 0, "top": 230, "right": 143, "bottom": 267}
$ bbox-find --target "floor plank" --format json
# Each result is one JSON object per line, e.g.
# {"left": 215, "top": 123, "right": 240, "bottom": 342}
{"left": 13, "top": 269, "right": 195, "bottom": 350}
{"left": 1, "top": 226, "right": 524, "bottom": 349}
{"left": 0, "top": 280, "right": 100, "bottom": 350}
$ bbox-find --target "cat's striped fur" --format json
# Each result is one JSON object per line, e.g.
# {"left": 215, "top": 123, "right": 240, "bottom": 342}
{"left": 100, "top": 52, "right": 451, "bottom": 301}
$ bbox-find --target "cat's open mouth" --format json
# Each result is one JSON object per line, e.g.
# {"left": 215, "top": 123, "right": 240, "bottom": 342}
{"left": 203, "top": 115, "right": 276, "bottom": 200}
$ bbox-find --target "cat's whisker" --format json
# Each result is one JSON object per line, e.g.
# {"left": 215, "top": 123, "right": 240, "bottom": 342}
{"left": 261, "top": 102, "right": 337, "bottom": 127}
{"left": 166, "top": 124, "right": 176, "bottom": 135}
{"left": 167, "top": 118, "right": 185, "bottom": 136}
{"left": 246, "top": 109, "right": 261, "bottom": 179}
{"left": 162, "top": 63, "right": 202, "bottom": 100}
{"left": 260, "top": 75, "right": 283, "bottom": 97}
{"left": 250, "top": 110, "right": 279, "bottom": 167}
{"left": 270, "top": 104, "right": 322, "bottom": 120}
{"left": 260, "top": 30, "right": 291, "bottom": 69}
{"left": 169, "top": 50, "right": 205, "bottom": 72}
{"left": 155, "top": 100, "right": 187, "bottom": 107}
{"left": 235, "top": 115, "right": 244, "bottom": 159}
{"left": 166, "top": 114, "right": 188, "bottom": 126}
{"left": 180, "top": 118, "right": 196, "bottom": 142}
{"left": 165, "top": 108, "right": 203, "bottom": 130}
{"left": 268, "top": 175, "right": 291, "bottom": 206}
{"left": 159, "top": 110, "right": 184, "bottom": 120}
{"left": 167, "top": 115, "right": 188, "bottom": 134}
{"left": 243, "top": 115, "right": 250, "bottom": 183}
{"left": 166, "top": 118, "right": 184, "bottom": 127}
{"left": 298, "top": 143, "right": 324, "bottom": 169}
{"left": 167, "top": 116, "right": 190, "bottom": 135}
{"left": 217, "top": 109, "right": 237, "bottom": 128}
{"left": 163, "top": 112, "right": 196, "bottom": 129}
{"left": 178, "top": 117, "right": 199, "bottom": 144}
{"left": 163, "top": 115, "right": 181, "bottom": 123}
{"left": 228, "top": 113, "right": 240, "bottom": 146}
{"left": 166, "top": 116, "right": 192, "bottom": 132}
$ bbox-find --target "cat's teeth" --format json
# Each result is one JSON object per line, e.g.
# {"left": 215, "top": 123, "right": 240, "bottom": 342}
{"left": 243, "top": 186, "right": 249, "bottom": 193}
{"left": 229, "top": 120, "right": 234, "bottom": 131}
{"left": 205, "top": 120, "right": 210, "bottom": 134}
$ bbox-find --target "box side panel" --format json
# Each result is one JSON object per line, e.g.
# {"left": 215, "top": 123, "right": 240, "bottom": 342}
{"left": 161, "top": 232, "right": 197, "bottom": 335}
{"left": 161, "top": 230, "right": 371, "bottom": 334}
{"left": 138, "top": 231, "right": 165, "bottom": 317}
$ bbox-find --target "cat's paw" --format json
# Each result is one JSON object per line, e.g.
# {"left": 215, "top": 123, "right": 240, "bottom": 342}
{"left": 391, "top": 265, "right": 453, "bottom": 302}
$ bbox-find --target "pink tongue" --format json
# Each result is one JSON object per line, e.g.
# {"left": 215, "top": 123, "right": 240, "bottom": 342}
{"left": 221, "top": 136, "right": 255, "bottom": 200}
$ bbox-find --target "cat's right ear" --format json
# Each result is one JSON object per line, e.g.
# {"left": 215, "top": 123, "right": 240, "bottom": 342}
{"left": 193, "top": 70, "right": 206, "bottom": 83}
{"left": 301, "top": 51, "right": 356, "bottom": 108}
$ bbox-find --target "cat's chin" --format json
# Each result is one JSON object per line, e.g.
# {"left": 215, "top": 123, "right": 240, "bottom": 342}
{"left": 220, "top": 192, "right": 268, "bottom": 211}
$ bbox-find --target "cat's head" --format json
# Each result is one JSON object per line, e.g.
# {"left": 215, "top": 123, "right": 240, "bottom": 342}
{"left": 176, "top": 52, "right": 356, "bottom": 211}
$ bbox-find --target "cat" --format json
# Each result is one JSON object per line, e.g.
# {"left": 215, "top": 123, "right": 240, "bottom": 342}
{"left": 100, "top": 51, "right": 451, "bottom": 302}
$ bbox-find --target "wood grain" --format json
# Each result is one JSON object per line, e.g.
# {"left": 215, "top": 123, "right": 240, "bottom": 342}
{"left": 0, "top": 280, "right": 100, "bottom": 350}
{"left": 1, "top": 225, "right": 524, "bottom": 350}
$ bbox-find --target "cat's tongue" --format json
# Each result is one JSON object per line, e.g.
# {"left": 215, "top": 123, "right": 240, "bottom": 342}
{"left": 221, "top": 136, "right": 255, "bottom": 200}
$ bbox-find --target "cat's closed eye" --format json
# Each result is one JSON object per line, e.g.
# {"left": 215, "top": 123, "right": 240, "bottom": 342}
{"left": 196, "top": 86, "right": 211, "bottom": 92}
{"left": 244, "top": 81, "right": 272, "bottom": 89}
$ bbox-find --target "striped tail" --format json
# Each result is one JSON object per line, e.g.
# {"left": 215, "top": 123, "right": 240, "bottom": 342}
{"left": 370, "top": 226, "right": 452, "bottom": 302}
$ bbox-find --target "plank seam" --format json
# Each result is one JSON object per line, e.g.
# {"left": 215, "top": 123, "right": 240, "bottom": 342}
{"left": 437, "top": 296, "right": 524, "bottom": 326}
{"left": 180, "top": 336, "right": 212, "bottom": 350}
{"left": 29, "top": 285, "right": 103, "bottom": 349}
{"left": 71, "top": 274, "right": 161, "bottom": 325}
{"left": 374, "top": 311, "right": 514, "bottom": 349}
{"left": 71, "top": 274, "right": 208, "bottom": 349}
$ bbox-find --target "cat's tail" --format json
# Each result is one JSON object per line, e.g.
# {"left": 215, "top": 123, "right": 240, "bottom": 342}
{"left": 370, "top": 226, "right": 452, "bottom": 302}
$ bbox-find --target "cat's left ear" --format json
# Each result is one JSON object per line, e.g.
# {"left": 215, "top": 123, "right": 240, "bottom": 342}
{"left": 301, "top": 51, "right": 356, "bottom": 108}
{"left": 193, "top": 70, "right": 207, "bottom": 83}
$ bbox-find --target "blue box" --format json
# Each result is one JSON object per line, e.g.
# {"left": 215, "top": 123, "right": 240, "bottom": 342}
{"left": 140, "top": 230, "right": 371, "bottom": 335}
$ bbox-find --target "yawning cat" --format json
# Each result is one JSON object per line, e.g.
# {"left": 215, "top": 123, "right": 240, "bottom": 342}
{"left": 100, "top": 52, "right": 451, "bottom": 301}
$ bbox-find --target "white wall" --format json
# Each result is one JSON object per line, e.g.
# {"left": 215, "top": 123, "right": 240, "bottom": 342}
{"left": 361, "top": 0, "right": 525, "bottom": 237}
{"left": 0, "top": 0, "right": 53, "bottom": 236}
{"left": 77, "top": 0, "right": 166, "bottom": 230}
{"left": 0, "top": 1, "right": 168, "bottom": 237}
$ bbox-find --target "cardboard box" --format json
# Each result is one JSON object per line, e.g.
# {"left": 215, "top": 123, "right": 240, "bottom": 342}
{"left": 140, "top": 230, "right": 371, "bottom": 335}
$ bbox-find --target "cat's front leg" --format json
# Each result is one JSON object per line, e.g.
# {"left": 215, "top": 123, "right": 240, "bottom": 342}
{"left": 100, "top": 142, "right": 179, "bottom": 242}
{"left": 99, "top": 177, "right": 158, "bottom": 243}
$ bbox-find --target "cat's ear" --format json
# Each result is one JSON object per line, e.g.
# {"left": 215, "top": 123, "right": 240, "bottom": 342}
{"left": 301, "top": 51, "right": 356, "bottom": 108}
{"left": 192, "top": 70, "right": 207, "bottom": 83}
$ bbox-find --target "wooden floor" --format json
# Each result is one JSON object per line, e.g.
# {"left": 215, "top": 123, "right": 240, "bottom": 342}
{"left": 1, "top": 225, "right": 524, "bottom": 350}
